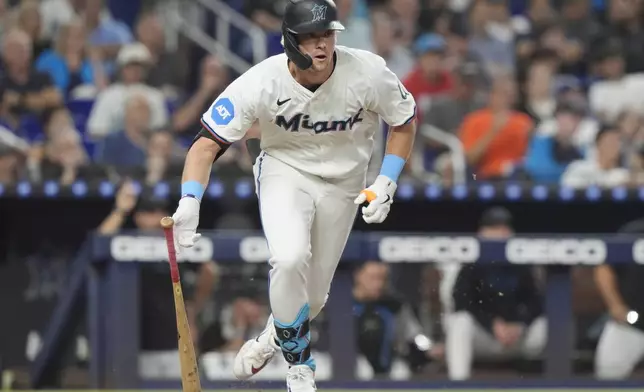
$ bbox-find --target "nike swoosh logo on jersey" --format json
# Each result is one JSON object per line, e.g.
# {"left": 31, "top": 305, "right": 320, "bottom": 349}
{"left": 251, "top": 358, "right": 271, "bottom": 374}
{"left": 384, "top": 195, "right": 391, "bottom": 204}
{"left": 277, "top": 98, "right": 291, "bottom": 106}
{"left": 398, "top": 83, "right": 409, "bottom": 100}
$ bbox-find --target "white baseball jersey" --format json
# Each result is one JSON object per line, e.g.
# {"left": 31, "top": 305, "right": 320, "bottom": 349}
{"left": 201, "top": 45, "right": 416, "bottom": 179}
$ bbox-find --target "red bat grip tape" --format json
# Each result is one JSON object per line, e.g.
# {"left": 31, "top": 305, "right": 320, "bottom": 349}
{"left": 163, "top": 227, "right": 180, "bottom": 283}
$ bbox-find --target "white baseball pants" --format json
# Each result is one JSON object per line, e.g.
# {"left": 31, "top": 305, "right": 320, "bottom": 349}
{"left": 444, "top": 312, "right": 547, "bottom": 380}
{"left": 253, "top": 152, "right": 362, "bottom": 325}
{"left": 595, "top": 320, "right": 644, "bottom": 379}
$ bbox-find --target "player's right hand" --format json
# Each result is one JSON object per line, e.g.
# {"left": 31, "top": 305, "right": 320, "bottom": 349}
{"left": 172, "top": 197, "right": 202, "bottom": 248}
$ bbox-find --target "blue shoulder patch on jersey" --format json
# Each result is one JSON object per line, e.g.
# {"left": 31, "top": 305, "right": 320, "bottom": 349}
{"left": 211, "top": 98, "right": 235, "bottom": 126}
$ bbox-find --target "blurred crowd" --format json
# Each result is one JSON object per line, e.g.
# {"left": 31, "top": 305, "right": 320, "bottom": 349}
{"left": 2, "top": 0, "right": 644, "bottom": 188}
{"left": 0, "top": 0, "right": 253, "bottom": 186}
{"left": 361, "top": 0, "right": 644, "bottom": 188}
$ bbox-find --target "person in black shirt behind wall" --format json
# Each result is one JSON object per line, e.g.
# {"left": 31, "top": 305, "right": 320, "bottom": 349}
{"left": 97, "top": 181, "right": 219, "bottom": 379}
{"left": 353, "top": 261, "right": 440, "bottom": 378}
{"left": 594, "top": 218, "right": 644, "bottom": 379}
{"left": 442, "top": 207, "right": 546, "bottom": 380}
{"left": 0, "top": 29, "right": 62, "bottom": 130}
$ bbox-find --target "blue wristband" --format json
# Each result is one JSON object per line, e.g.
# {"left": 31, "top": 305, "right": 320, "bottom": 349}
{"left": 181, "top": 181, "right": 204, "bottom": 201}
{"left": 379, "top": 154, "right": 406, "bottom": 182}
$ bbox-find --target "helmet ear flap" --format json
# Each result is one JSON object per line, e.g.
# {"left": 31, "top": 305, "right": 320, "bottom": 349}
{"left": 283, "top": 29, "right": 313, "bottom": 70}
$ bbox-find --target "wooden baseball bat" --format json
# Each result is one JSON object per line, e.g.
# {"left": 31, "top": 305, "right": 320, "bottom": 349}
{"left": 160, "top": 216, "right": 202, "bottom": 392}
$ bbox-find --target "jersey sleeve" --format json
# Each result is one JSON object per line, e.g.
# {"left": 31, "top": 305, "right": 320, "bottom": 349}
{"left": 200, "top": 74, "right": 258, "bottom": 145}
{"left": 368, "top": 57, "right": 417, "bottom": 127}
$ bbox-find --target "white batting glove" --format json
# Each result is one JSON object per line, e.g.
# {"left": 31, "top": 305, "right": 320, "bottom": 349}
{"left": 354, "top": 175, "right": 397, "bottom": 224}
{"left": 171, "top": 197, "right": 202, "bottom": 248}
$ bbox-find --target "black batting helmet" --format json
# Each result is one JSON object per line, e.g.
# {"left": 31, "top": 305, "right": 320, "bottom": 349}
{"left": 282, "top": 0, "right": 345, "bottom": 70}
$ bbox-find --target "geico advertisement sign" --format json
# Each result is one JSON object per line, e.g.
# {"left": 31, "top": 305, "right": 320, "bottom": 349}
{"left": 505, "top": 238, "right": 606, "bottom": 264}
{"left": 239, "top": 236, "right": 270, "bottom": 263}
{"left": 111, "top": 236, "right": 213, "bottom": 262}
{"left": 378, "top": 236, "right": 480, "bottom": 262}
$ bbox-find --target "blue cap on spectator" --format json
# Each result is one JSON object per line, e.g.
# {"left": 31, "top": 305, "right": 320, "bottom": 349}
{"left": 413, "top": 33, "right": 446, "bottom": 55}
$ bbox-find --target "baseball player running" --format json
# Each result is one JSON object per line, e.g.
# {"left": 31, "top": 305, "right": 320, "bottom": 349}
{"left": 170, "top": 0, "right": 416, "bottom": 390}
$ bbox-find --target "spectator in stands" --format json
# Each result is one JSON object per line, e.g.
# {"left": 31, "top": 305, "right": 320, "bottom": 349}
{"left": 25, "top": 105, "right": 81, "bottom": 182}
{"left": 561, "top": 124, "right": 629, "bottom": 189}
{"left": 519, "top": 50, "right": 558, "bottom": 124}
{"left": 513, "top": 0, "right": 557, "bottom": 65}
{"left": 536, "top": 21, "right": 584, "bottom": 76}
{"left": 443, "top": 207, "right": 546, "bottom": 380}
{"left": 416, "top": 0, "right": 451, "bottom": 36}
{"left": 523, "top": 101, "right": 585, "bottom": 183}
{"left": 403, "top": 33, "right": 453, "bottom": 118}
{"left": 594, "top": 218, "right": 644, "bottom": 379}
{"left": 0, "top": 29, "right": 63, "bottom": 130}
{"left": 388, "top": 0, "right": 419, "bottom": 46}
{"left": 87, "top": 43, "right": 168, "bottom": 139}
{"left": 370, "top": 7, "right": 414, "bottom": 79}
{"left": 39, "top": 127, "right": 96, "bottom": 185}
{"left": 522, "top": 0, "right": 557, "bottom": 31}
{"left": 425, "top": 61, "right": 488, "bottom": 135}
{"left": 533, "top": 78, "right": 599, "bottom": 152}
{"left": 172, "top": 55, "right": 229, "bottom": 137}
{"left": 35, "top": 19, "right": 107, "bottom": 98}
{"left": 414, "top": 60, "right": 487, "bottom": 182}
{"left": 136, "top": 12, "right": 188, "bottom": 99}
{"left": 84, "top": 0, "right": 133, "bottom": 66}
{"left": 603, "top": 0, "right": 644, "bottom": 74}
{"left": 95, "top": 93, "right": 151, "bottom": 168}
{"left": 96, "top": 183, "right": 219, "bottom": 375}
{"left": 588, "top": 45, "right": 644, "bottom": 123}
{"left": 354, "top": 261, "right": 438, "bottom": 377}
{"left": 443, "top": 15, "right": 485, "bottom": 74}
{"left": 459, "top": 73, "right": 532, "bottom": 180}
{"left": 39, "top": 0, "right": 83, "bottom": 40}
{"left": 143, "top": 130, "right": 184, "bottom": 185}
{"left": 97, "top": 94, "right": 184, "bottom": 183}
{"left": 559, "top": 0, "right": 601, "bottom": 73}
{"left": 468, "top": 0, "right": 516, "bottom": 76}
{"left": 13, "top": 0, "right": 50, "bottom": 59}
{"left": 0, "top": 144, "right": 22, "bottom": 184}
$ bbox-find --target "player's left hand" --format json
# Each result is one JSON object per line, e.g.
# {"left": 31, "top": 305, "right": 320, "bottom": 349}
{"left": 354, "top": 175, "right": 397, "bottom": 224}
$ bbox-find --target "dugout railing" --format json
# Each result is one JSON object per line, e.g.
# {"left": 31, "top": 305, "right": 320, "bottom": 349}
{"left": 30, "top": 231, "right": 644, "bottom": 389}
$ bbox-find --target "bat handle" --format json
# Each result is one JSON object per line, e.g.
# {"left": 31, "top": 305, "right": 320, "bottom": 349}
{"left": 161, "top": 216, "right": 175, "bottom": 229}
{"left": 161, "top": 216, "right": 180, "bottom": 283}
